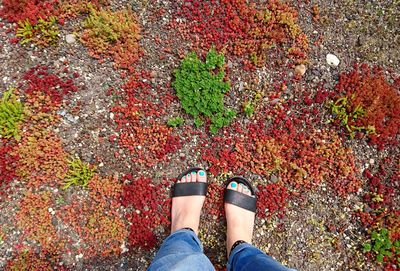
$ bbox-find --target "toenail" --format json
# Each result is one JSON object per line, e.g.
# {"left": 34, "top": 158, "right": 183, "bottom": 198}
{"left": 191, "top": 172, "right": 196, "bottom": 175}
{"left": 199, "top": 171, "right": 205, "bottom": 176}
{"left": 231, "top": 182, "right": 237, "bottom": 188}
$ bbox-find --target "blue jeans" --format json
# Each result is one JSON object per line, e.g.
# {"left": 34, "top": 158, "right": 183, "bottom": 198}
{"left": 148, "top": 229, "right": 296, "bottom": 271}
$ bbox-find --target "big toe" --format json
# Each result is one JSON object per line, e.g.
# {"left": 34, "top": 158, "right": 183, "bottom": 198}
{"left": 197, "top": 170, "right": 207, "bottom": 183}
{"left": 227, "top": 181, "right": 254, "bottom": 197}
{"left": 228, "top": 181, "right": 239, "bottom": 192}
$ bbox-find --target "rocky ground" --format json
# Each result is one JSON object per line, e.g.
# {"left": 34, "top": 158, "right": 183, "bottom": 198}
{"left": 0, "top": 0, "right": 399, "bottom": 270}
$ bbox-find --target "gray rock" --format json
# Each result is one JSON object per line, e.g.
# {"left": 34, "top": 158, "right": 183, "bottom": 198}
{"left": 227, "top": 60, "right": 233, "bottom": 69}
{"left": 270, "top": 174, "right": 278, "bottom": 183}
{"left": 65, "top": 34, "right": 76, "bottom": 44}
{"left": 270, "top": 98, "right": 280, "bottom": 105}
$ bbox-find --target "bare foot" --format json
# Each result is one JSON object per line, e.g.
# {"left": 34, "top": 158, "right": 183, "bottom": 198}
{"left": 171, "top": 170, "right": 207, "bottom": 235}
{"left": 225, "top": 181, "right": 256, "bottom": 256}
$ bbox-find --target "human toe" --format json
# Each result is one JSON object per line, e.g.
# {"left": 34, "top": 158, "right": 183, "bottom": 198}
{"left": 228, "top": 181, "right": 238, "bottom": 191}
{"left": 197, "top": 170, "right": 207, "bottom": 183}
{"left": 184, "top": 173, "right": 191, "bottom": 182}
{"left": 190, "top": 171, "right": 197, "bottom": 182}
{"left": 243, "top": 185, "right": 251, "bottom": 196}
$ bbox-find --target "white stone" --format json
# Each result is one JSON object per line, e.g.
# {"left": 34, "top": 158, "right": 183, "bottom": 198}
{"left": 326, "top": 53, "right": 340, "bottom": 67}
{"left": 369, "top": 159, "right": 375, "bottom": 164}
{"left": 65, "top": 34, "right": 76, "bottom": 44}
{"left": 120, "top": 242, "right": 129, "bottom": 253}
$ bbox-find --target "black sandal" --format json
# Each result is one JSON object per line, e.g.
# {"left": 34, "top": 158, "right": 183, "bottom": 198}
{"left": 172, "top": 167, "right": 208, "bottom": 197}
{"left": 224, "top": 176, "right": 257, "bottom": 212}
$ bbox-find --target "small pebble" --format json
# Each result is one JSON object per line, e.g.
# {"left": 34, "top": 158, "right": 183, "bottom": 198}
{"left": 120, "top": 242, "right": 129, "bottom": 253}
{"left": 270, "top": 174, "right": 278, "bottom": 183}
{"left": 369, "top": 159, "right": 374, "bottom": 164}
{"left": 294, "top": 64, "right": 307, "bottom": 76}
{"left": 65, "top": 34, "right": 76, "bottom": 44}
{"left": 270, "top": 98, "right": 280, "bottom": 105}
{"left": 326, "top": 53, "right": 340, "bottom": 67}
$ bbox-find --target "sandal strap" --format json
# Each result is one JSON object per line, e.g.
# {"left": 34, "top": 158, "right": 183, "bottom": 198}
{"left": 173, "top": 167, "right": 207, "bottom": 197}
{"left": 224, "top": 176, "right": 257, "bottom": 213}
{"left": 224, "top": 189, "right": 257, "bottom": 212}
{"left": 173, "top": 182, "right": 208, "bottom": 197}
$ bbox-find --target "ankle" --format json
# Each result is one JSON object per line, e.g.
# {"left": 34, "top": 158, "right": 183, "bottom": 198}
{"left": 171, "top": 213, "right": 199, "bottom": 234}
{"left": 229, "top": 240, "right": 247, "bottom": 255}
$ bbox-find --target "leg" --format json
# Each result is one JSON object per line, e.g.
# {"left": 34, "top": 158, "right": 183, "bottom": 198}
{"left": 227, "top": 242, "right": 296, "bottom": 271}
{"left": 148, "top": 169, "right": 213, "bottom": 271}
{"left": 148, "top": 228, "right": 213, "bottom": 271}
{"left": 225, "top": 180, "right": 296, "bottom": 271}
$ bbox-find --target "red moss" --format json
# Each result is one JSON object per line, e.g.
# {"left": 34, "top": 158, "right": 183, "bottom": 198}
{"left": 80, "top": 7, "right": 142, "bottom": 72}
{"left": 204, "top": 183, "right": 225, "bottom": 221}
{"left": 0, "top": 0, "right": 109, "bottom": 24}
{"left": 22, "top": 65, "right": 78, "bottom": 106}
{"left": 13, "top": 131, "right": 68, "bottom": 188}
{"left": 172, "top": 0, "right": 308, "bottom": 68}
{"left": 257, "top": 183, "right": 288, "bottom": 219}
{"left": 358, "top": 157, "right": 399, "bottom": 229}
{"left": 0, "top": 0, "right": 58, "bottom": 24}
{"left": 6, "top": 249, "right": 68, "bottom": 271}
{"left": 22, "top": 91, "right": 61, "bottom": 133}
{"left": 202, "top": 121, "right": 359, "bottom": 195}
{"left": 198, "top": 77, "right": 362, "bottom": 197}
{"left": 58, "top": 174, "right": 127, "bottom": 258}
{"left": 16, "top": 191, "right": 62, "bottom": 251}
{"left": 112, "top": 74, "right": 181, "bottom": 167}
{"left": 121, "top": 175, "right": 171, "bottom": 249}
{"left": 356, "top": 156, "right": 399, "bottom": 267}
{"left": 58, "top": 0, "right": 109, "bottom": 19}
{"left": 333, "top": 64, "right": 400, "bottom": 148}
{"left": 0, "top": 139, "right": 17, "bottom": 199}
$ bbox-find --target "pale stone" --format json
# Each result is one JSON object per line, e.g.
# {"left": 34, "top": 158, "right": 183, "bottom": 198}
{"left": 294, "top": 64, "right": 307, "bottom": 76}
{"left": 65, "top": 34, "right": 76, "bottom": 44}
{"left": 326, "top": 53, "right": 340, "bottom": 67}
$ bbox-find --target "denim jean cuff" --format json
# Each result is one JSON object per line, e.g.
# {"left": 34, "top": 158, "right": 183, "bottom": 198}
{"left": 228, "top": 242, "right": 253, "bottom": 263}
{"left": 169, "top": 228, "right": 203, "bottom": 251}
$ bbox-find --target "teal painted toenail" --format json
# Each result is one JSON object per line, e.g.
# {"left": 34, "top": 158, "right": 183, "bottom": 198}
{"left": 231, "top": 182, "right": 237, "bottom": 188}
{"left": 199, "top": 171, "right": 205, "bottom": 176}
{"left": 191, "top": 172, "right": 196, "bottom": 175}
